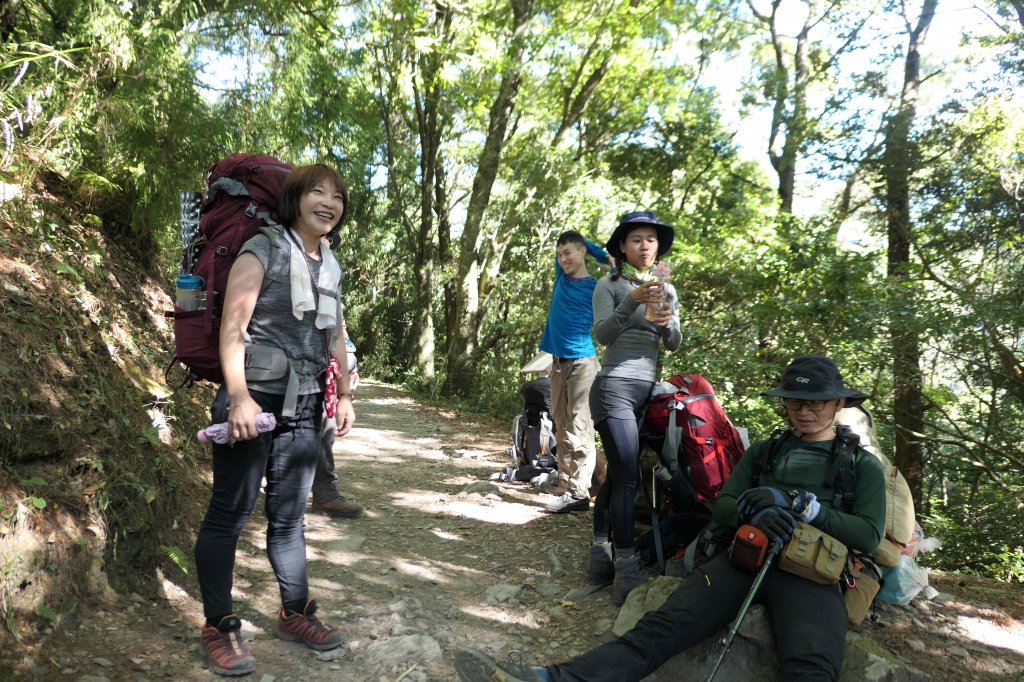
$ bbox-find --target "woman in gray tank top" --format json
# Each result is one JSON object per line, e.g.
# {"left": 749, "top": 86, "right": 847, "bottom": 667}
{"left": 194, "top": 164, "right": 353, "bottom": 675}
{"left": 585, "top": 211, "right": 681, "bottom": 605}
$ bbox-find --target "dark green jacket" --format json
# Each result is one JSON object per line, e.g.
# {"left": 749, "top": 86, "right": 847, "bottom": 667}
{"left": 713, "top": 434, "right": 886, "bottom": 554}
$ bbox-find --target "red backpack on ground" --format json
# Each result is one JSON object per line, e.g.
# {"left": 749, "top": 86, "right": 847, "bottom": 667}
{"left": 644, "top": 374, "right": 746, "bottom": 503}
{"left": 169, "top": 153, "right": 293, "bottom": 384}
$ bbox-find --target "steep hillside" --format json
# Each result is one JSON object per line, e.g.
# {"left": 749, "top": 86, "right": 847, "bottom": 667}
{"left": 0, "top": 177, "right": 212, "bottom": 673}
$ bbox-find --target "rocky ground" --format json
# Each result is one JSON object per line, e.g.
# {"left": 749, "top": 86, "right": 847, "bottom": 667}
{"left": 24, "top": 381, "right": 1024, "bottom": 681}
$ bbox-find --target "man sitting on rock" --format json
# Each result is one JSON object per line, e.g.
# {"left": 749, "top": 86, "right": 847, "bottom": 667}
{"left": 455, "top": 355, "right": 886, "bottom": 682}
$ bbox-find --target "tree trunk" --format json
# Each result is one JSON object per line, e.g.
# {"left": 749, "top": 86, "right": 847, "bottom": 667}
{"left": 748, "top": 0, "right": 810, "bottom": 214}
{"left": 1010, "top": 1, "right": 1024, "bottom": 27}
{"left": 883, "top": 0, "right": 937, "bottom": 509}
{"left": 436, "top": 161, "right": 456, "bottom": 347}
{"left": 408, "top": 0, "right": 451, "bottom": 379}
{"left": 442, "top": 0, "right": 534, "bottom": 397}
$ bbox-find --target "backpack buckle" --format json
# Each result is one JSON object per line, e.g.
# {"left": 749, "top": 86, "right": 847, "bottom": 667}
{"left": 245, "top": 201, "right": 258, "bottom": 218}
{"left": 215, "top": 246, "right": 229, "bottom": 256}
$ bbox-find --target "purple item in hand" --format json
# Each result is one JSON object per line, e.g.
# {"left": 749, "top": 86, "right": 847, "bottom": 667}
{"left": 197, "top": 412, "right": 277, "bottom": 444}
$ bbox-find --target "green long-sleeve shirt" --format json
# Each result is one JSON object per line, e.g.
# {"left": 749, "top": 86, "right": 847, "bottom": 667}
{"left": 713, "top": 434, "right": 886, "bottom": 554}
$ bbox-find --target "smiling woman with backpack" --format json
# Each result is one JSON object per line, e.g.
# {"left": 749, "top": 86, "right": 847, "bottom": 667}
{"left": 585, "top": 210, "right": 681, "bottom": 604}
{"left": 193, "top": 164, "right": 353, "bottom": 676}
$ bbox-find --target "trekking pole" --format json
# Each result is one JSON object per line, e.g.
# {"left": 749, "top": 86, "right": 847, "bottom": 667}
{"left": 706, "top": 537, "right": 782, "bottom": 682}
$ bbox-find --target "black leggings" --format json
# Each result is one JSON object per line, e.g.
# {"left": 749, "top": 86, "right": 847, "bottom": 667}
{"left": 194, "top": 387, "right": 323, "bottom": 618}
{"left": 590, "top": 376, "right": 652, "bottom": 552}
{"left": 593, "top": 416, "right": 644, "bottom": 551}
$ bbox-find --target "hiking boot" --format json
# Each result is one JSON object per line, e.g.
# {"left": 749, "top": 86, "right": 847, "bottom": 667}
{"left": 543, "top": 492, "right": 589, "bottom": 514}
{"left": 529, "top": 471, "right": 559, "bottom": 489}
{"left": 613, "top": 555, "right": 655, "bottom": 605}
{"left": 311, "top": 496, "right": 364, "bottom": 518}
{"left": 200, "top": 615, "right": 256, "bottom": 677}
{"left": 455, "top": 648, "right": 549, "bottom": 682}
{"left": 275, "top": 600, "right": 344, "bottom": 651}
{"left": 585, "top": 543, "right": 614, "bottom": 586}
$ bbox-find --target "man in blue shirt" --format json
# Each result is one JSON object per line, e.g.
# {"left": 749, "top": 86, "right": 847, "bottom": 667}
{"left": 540, "top": 231, "right": 614, "bottom": 513}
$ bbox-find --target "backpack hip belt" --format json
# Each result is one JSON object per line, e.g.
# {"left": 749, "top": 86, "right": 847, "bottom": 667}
{"left": 243, "top": 343, "right": 322, "bottom": 418}
{"left": 281, "top": 358, "right": 324, "bottom": 418}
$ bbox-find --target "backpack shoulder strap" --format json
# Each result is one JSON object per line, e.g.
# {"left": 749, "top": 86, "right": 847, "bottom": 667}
{"left": 753, "top": 427, "right": 790, "bottom": 486}
{"left": 825, "top": 424, "right": 859, "bottom": 511}
{"left": 258, "top": 223, "right": 289, "bottom": 294}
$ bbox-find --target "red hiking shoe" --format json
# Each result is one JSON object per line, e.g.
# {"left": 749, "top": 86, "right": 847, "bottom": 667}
{"left": 200, "top": 615, "right": 256, "bottom": 677}
{"left": 275, "top": 600, "right": 344, "bottom": 651}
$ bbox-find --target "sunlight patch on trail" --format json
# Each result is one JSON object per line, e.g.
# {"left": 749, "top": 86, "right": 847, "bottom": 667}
{"left": 391, "top": 559, "right": 449, "bottom": 584}
{"left": 430, "top": 528, "right": 463, "bottom": 541}
{"left": 389, "top": 489, "right": 546, "bottom": 525}
{"left": 358, "top": 396, "right": 418, "bottom": 407}
{"left": 459, "top": 604, "right": 546, "bottom": 629}
{"left": 339, "top": 426, "right": 495, "bottom": 463}
{"left": 958, "top": 616, "right": 1024, "bottom": 655}
{"left": 340, "top": 429, "right": 432, "bottom": 455}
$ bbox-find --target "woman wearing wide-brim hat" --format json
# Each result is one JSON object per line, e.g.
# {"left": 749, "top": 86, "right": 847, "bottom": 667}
{"left": 584, "top": 210, "right": 681, "bottom": 605}
{"left": 453, "top": 355, "right": 886, "bottom": 682}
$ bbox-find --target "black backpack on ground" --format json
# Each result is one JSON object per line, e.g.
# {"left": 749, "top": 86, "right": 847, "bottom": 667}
{"left": 507, "top": 377, "right": 557, "bottom": 470}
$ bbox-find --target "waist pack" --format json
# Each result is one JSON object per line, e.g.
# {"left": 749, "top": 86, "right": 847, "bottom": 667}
{"left": 241, "top": 343, "right": 322, "bottom": 418}
{"left": 777, "top": 524, "right": 848, "bottom": 585}
{"left": 843, "top": 555, "right": 883, "bottom": 625}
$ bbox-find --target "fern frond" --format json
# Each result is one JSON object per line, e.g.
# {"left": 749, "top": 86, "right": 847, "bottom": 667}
{"left": 161, "top": 545, "right": 189, "bottom": 575}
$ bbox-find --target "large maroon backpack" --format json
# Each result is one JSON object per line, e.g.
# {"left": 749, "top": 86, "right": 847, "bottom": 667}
{"left": 644, "top": 374, "right": 746, "bottom": 504}
{"left": 169, "top": 153, "right": 293, "bottom": 384}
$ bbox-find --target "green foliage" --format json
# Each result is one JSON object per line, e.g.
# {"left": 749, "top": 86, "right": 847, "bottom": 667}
{"left": 34, "top": 602, "right": 59, "bottom": 623}
{"left": 2, "top": 1, "right": 229, "bottom": 262}
{"left": 923, "top": 494, "right": 1024, "bottom": 583}
{"left": 140, "top": 426, "right": 162, "bottom": 448}
{"left": 161, "top": 545, "right": 189, "bottom": 575}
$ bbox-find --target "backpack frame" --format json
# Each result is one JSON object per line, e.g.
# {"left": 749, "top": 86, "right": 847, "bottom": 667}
{"left": 754, "top": 424, "right": 860, "bottom": 512}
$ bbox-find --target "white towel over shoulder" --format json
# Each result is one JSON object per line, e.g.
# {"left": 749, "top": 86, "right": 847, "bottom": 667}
{"left": 288, "top": 230, "right": 341, "bottom": 330}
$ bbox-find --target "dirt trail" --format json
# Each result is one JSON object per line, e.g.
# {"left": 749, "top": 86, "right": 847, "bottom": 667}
{"left": 40, "top": 381, "right": 610, "bottom": 681}
{"left": 32, "top": 381, "right": 1024, "bottom": 681}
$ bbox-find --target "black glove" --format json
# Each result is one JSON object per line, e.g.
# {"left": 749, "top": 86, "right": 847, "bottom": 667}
{"left": 750, "top": 506, "right": 798, "bottom": 544}
{"left": 736, "top": 487, "right": 791, "bottom": 519}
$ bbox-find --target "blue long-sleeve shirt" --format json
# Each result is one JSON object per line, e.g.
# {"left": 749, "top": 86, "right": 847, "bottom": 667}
{"left": 538, "top": 240, "right": 608, "bottom": 359}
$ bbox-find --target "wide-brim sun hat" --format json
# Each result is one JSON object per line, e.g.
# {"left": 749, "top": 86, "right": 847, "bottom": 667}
{"left": 605, "top": 210, "right": 675, "bottom": 261}
{"left": 761, "top": 355, "right": 869, "bottom": 407}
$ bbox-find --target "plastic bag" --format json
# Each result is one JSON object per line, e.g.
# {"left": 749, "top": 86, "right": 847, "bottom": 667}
{"left": 876, "top": 554, "right": 930, "bottom": 605}
{"left": 903, "top": 523, "right": 923, "bottom": 557}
